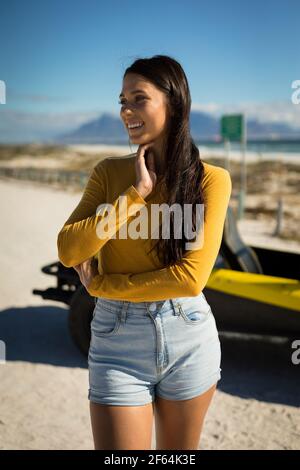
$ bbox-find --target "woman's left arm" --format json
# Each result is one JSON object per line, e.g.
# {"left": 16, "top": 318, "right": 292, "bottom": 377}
{"left": 79, "top": 168, "right": 232, "bottom": 302}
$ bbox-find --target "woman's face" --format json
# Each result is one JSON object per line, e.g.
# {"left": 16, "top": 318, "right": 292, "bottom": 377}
{"left": 119, "top": 73, "right": 171, "bottom": 148}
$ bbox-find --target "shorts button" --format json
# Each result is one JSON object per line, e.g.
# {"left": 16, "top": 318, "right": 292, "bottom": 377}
{"left": 149, "top": 302, "right": 157, "bottom": 311}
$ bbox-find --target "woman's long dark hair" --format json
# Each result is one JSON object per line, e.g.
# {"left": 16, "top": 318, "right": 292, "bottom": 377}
{"left": 124, "top": 55, "right": 206, "bottom": 267}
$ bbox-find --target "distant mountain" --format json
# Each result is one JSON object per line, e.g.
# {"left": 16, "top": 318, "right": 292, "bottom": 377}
{"left": 55, "top": 111, "right": 300, "bottom": 144}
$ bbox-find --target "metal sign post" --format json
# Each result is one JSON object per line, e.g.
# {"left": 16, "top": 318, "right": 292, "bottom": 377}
{"left": 221, "top": 114, "right": 247, "bottom": 219}
{"left": 224, "top": 138, "right": 231, "bottom": 172}
{"left": 239, "top": 114, "right": 247, "bottom": 220}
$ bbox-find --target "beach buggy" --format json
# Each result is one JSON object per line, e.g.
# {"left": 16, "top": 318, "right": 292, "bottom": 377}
{"left": 33, "top": 206, "right": 300, "bottom": 356}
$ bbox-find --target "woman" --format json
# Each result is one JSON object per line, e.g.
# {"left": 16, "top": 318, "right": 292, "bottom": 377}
{"left": 57, "top": 55, "right": 232, "bottom": 450}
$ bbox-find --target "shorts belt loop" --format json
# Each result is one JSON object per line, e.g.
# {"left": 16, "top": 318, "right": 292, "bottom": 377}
{"left": 170, "top": 298, "right": 181, "bottom": 316}
{"left": 120, "top": 301, "right": 129, "bottom": 324}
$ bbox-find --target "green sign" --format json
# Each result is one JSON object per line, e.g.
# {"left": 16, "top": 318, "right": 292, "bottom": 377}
{"left": 221, "top": 114, "right": 244, "bottom": 142}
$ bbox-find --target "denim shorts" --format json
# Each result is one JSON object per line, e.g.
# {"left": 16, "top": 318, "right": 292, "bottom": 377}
{"left": 88, "top": 291, "right": 222, "bottom": 406}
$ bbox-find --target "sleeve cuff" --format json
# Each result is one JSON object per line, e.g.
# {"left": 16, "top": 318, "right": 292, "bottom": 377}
{"left": 125, "top": 185, "right": 147, "bottom": 205}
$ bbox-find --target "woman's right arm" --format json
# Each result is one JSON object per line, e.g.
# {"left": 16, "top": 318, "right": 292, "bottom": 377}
{"left": 86, "top": 167, "right": 232, "bottom": 302}
{"left": 57, "top": 159, "right": 147, "bottom": 268}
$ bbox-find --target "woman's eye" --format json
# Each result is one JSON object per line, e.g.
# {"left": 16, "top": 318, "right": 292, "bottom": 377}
{"left": 118, "top": 96, "right": 146, "bottom": 105}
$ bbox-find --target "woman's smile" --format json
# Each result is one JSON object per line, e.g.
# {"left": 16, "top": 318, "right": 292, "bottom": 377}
{"left": 128, "top": 122, "right": 145, "bottom": 133}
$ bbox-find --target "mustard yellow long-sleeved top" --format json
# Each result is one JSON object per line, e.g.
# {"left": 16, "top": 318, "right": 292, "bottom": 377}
{"left": 57, "top": 153, "right": 232, "bottom": 302}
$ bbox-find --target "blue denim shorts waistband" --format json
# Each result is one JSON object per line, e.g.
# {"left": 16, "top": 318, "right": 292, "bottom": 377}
{"left": 94, "top": 290, "right": 207, "bottom": 312}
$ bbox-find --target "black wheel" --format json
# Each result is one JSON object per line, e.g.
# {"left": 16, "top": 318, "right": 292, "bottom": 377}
{"left": 68, "top": 285, "right": 95, "bottom": 357}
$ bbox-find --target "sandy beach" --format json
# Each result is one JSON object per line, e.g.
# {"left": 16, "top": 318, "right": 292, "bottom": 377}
{"left": 0, "top": 145, "right": 300, "bottom": 450}
{"left": 67, "top": 143, "right": 300, "bottom": 165}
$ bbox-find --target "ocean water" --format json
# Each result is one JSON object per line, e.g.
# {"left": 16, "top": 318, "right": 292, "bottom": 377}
{"left": 195, "top": 140, "right": 300, "bottom": 154}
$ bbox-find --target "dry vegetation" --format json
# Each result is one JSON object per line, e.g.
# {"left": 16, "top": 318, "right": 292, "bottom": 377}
{"left": 0, "top": 144, "right": 299, "bottom": 243}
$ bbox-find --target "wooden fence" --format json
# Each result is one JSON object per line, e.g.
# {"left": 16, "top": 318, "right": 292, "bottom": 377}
{"left": 0, "top": 167, "right": 89, "bottom": 188}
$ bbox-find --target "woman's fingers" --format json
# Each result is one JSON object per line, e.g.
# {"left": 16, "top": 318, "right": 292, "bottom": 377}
{"left": 137, "top": 142, "right": 155, "bottom": 158}
{"left": 136, "top": 143, "right": 155, "bottom": 167}
{"left": 73, "top": 265, "right": 81, "bottom": 274}
{"left": 135, "top": 142, "right": 158, "bottom": 194}
{"left": 73, "top": 257, "right": 97, "bottom": 288}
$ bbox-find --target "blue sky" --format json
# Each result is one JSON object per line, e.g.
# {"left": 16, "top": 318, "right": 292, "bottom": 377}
{"left": 0, "top": 0, "right": 299, "bottom": 141}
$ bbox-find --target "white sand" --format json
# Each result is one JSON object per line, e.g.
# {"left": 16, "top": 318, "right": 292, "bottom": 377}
{"left": 68, "top": 144, "right": 300, "bottom": 165}
{"left": 0, "top": 179, "right": 299, "bottom": 450}
{"left": 237, "top": 218, "right": 300, "bottom": 254}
